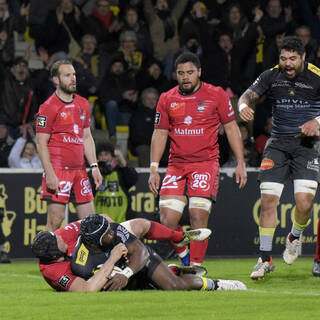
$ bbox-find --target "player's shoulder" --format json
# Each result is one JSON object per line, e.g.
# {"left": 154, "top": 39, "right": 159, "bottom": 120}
{"left": 306, "top": 63, "right": 320, "bottom": 78}
{"left": 162, "top": 85, "right": 179, "bottom": 98}
{"left": 40, "top": 93, "right": 59, "bottom": 110}
{"left": 201, "top": 82, "right": 226, "bottom": 96}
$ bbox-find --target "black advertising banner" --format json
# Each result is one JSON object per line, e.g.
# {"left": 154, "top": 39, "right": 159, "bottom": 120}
{"left": 0, "top": 169, "right": 318, "bottom": 259}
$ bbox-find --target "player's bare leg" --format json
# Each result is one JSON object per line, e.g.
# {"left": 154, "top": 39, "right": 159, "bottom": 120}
{"left": 46, "top": 201, "right": 66, "bottom": 231}
{"left": 76, "top": 201, "right": 95, "bottom": 219}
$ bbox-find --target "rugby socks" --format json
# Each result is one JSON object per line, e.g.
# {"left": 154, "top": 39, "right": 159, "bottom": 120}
{"left": 190, "top": 239, "right": 208, "bottom": 265}
{"left": 259, "top": 227, "right": 275, "bottom": 262}
{"left": 169, "top": 225, "right": 189, "bottom": 256}
{"left": 290, "top": 214, "right": 311, "bottom": 241}
{"left": 144, "top": 221, "right": 183, "bottom": 242}
{"left": 315, "top": 219, "right": 320, "bottom": 261}
{"left": 200, "top": 276, "right": 216, "bottom": 290}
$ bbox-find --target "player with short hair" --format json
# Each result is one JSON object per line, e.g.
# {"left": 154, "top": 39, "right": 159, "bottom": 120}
{"left": 32, "top": 215, "right": 212, "bottom": 291}
{"left": 148, "top": 52, "right": 247, "bottom": 267}
{"left": 36, "top": 60, "right": 102, "bottom": 231}
{"left": 238, "top": 36, "right": 320, "bottom": 279}
{"left": 71, "top": 214, "right": 247, "bottom": 291}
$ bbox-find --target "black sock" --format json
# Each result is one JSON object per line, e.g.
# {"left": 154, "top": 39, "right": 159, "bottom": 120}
{"left": 260, "top": 251, "right": 271, "bottom": 262}
{"left": 289, "top": 233, "right": 299, "bottom": 242}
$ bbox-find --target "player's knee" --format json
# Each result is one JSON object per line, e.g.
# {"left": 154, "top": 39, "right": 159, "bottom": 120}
{"left": 188, "top": 197, "right": 212, "bottom": 213}
{"left": 294, "top": 180, "right": 317, "bottom": 196}
{"left": 162, "top": 278, "right": 185, "bottom": 290}
{"left": 159, "top": 199, "right": 186, "bottom": 213}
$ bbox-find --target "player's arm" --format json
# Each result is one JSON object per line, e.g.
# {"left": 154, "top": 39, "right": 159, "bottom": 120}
{"left": 148, "top": 128, "right": 168, "bottom": 194}
{"left": 104, "top": 239, "right": 149, "bottom": 291}
{"left": 36, "top": 132, "right": 59, "bottom": 193}
{"left": 223, "top": 120, "right": 247, "bottom": 189}
{"left": 238, "top": 89, "right": 260, "bottom": 122}
{"left": 69, "top": 243, "right": 127, "bottom": 292}
{"left": 83, "top": 127, "right": 102, "bottom": 190}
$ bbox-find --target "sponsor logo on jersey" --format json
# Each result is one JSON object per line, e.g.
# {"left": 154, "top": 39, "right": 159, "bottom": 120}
{"left": 80, "top": 178, "right": 92, "bottom": 196}
{"left": 169, "top": 102, "right": 185, "bottom": 116}
{"left": 117, "top": 225, "right": 130, "bottom": 243}
{"left": 155, "top": 112, "right": 161, "bottom": 125}
{"left": 60, "top": 111, "right": 73, "bottom": 123}
{"left": 196, "top": 100, "right": 212, "bottom": 112}
{"left": 174, "top": 128, "right": 204, "bottom": 136}
{"left": 191, "top": 172, "right": 211, "bottom": 191}
{"left": 65, "top": 104, "right": 74, "bottom": 108}
{"left": 37, "top": 115, "right": 47, "bottom": 128}
{"left": 227, "top": 100, "right": 234, "bottom": 117}
{"left": 63, "top": 136, "right": 84, "bottom": 144}
{"left": 294, "top": 82, "right": 313, "bottom": 89}
{"left": 75, "top": 243, "right": 89, "bottom": 266}
{"left": 58, "top": 275, "right": 71, "bottom": 288}
{"left": 74, "top": 124, "right": 79, "bottom": 134}
{"left": 307, "top": 158, "right": 319, "bottom": 172}
{"left": 161, "top": 175, "right": 182, "bottom": 189}
{"left": 184, "top": 116, "right": 192, "bottom": 125}
{"left": 260, "top": 158, "right": 274, "bottom": 170}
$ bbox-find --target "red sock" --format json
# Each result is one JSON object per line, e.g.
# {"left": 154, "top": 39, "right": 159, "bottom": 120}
{"left": 170, "top": 225, "right": 187, "bottom": 254}
{"left": 190, "top": 239, "right": 209, "bottom": 264}
{"left": 315, "top": 219, "right": 320, "bottom": 261}
{"left": 144, "top": 221, "right": 183, "bottom": 242}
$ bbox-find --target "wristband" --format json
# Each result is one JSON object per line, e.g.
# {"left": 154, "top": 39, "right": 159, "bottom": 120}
{"left": 150, "top": 162, "right": 159, "bottom": 173}
{"left": 315, "top": 116, "right": 320, "bottom": 125}
{"left": 238, "top": 103, "right": 248, "bottom": 112}
{"left": 120, "top": 267, "right": 134, "bottom": 279}
{"left": 90, "top": 162, "right": 98, "bottom": 168}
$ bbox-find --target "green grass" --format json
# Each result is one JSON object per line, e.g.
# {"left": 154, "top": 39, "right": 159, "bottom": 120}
{"left": 0, "top": 258, "right": 319, "bottom": 320}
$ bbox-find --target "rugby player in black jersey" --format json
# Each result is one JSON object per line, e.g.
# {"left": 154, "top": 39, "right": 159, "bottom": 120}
{"left": 238, "top": 36, "right": 320, "bottom": 279}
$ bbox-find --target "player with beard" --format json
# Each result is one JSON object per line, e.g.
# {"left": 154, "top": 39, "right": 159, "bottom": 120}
{"left": 238, "top": 36, "right": 320, "bottom": 280}
{"left": 148, "top": 52, "right": 247, "bottom": 267}
{"left": 36, "top": 60, "right": 102, "bottom": 231}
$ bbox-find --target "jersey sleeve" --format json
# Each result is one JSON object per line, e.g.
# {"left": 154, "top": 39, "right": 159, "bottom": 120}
{"left": 111, "top": 223, "right": 137, "bottom": 248}
{"left": 36, "top": 103, "right": 57, "bottom": 134}
{"left": 154, "top": 92, "right": 169, "bottom": 130}
{"left": 217, "top": 87, "right": 236, "bottom": 124}
{"left": 249, "top": 69, "right": 273, "bottom": 96}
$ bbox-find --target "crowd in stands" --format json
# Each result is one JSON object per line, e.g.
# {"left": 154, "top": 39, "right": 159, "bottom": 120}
{"left": 1, "top": 0, "right": 320, "bottom": 169}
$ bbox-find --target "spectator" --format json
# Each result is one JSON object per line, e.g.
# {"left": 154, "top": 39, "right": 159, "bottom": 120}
{"left": 254, "top": 116, "right": 272, "bottom": 163}
{"left": 8, "top": 125, "right": 42, "bottom": 168}
{"left": 120, "top": 6, "right": 153, "bottom": 57}
{"left": 129, "top": 87, "right": 159, "bottom": 167}
{"left": 0, "top": 116, "right": 14, "bottom": 167}
{"left": 0, "top": 0, "right": 28, "bottom": 65}
{"left": 136, "top": 58, "right": 170, "bottom": 93}
{"left": 93, "top": 142, "right": 138, "bottom": 223}
{"left": 295, "top": 25, "right": 318, "bottom": 64}
{"left": 117, "top": 30, "right": 143, "bottom": 76}
{"left": 42, "top": 0, "right": 86, "bottom": 57}
{"left": 142, "top": 0, "right": 189, "bottom": 78}
{"left": 98, "top": 56, "right": 138, "bottom": 145}
{"left": 0, "top": 57, "right": 38, "bottom": 139}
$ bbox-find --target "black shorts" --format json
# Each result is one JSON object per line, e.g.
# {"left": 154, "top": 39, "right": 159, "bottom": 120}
{"left": 125, "top": 246, "right": 163, "bottom": 290}
{"left": 258, "top": 136, "right": 320, "bottom": 183}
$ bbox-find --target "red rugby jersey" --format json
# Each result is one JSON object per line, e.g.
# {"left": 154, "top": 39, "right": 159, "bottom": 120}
{"left": 155, "top": 82, "right": 235, "bottom": 162}
{"left": 36, "top": 93, "right": 90, "bottom": 169}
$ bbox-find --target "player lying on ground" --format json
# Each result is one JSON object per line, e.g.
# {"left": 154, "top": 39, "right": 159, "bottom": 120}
{"left": 31, "top": 215, "right": 212, "bottom": 291}
{"left": 71, "top": 214, "right": 247, "bottom": 292}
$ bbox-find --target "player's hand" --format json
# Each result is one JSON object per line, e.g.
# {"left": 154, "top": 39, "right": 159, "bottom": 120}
{"left": 148, "top": 172, "right": 160, "bottom": 195}
{"left": 91, "top": 167, "right": 103, "bottom": 190}
{"left": 239, "top": 106, "right": 254, "bottom": 122}
{"left": 299, "top": 119, "right": 320, "bottom": 137}
{"left": 46, "top": 172, "right": 60, "bottom": 194}
{"left": 104, "top": 273, "right": 128, "bottom": 291}
{"left": 110, "top": 243, "right": 128, "bottom": 263}
{"left": 235, "top": 161, "right": 247, "bottom": 189}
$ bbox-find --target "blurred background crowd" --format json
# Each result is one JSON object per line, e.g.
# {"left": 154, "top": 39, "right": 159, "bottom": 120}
{"left": 1, "top": 0, "right": 320, "bottom": 169}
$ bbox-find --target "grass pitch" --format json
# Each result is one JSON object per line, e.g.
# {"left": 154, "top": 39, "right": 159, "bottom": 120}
{"left": 0, "top": 257, "right": 319, "bottom": 320}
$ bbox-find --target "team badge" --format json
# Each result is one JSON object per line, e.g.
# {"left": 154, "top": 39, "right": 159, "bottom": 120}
{"left": 58, "top": 275, "right": 71, "bottom": 288}
{"left": 260, "top": 158, "right": 274, "bottom": 170}
{"left": 184, "top": 116, "right": 192, "bottom": 125}
{"left": 169, "top": 102, "right": 185, "bottom": 116}
{"left": 37, "top": 115, "right": 47, "bottom": 128}
{"left": 155, "top": 112, "right": 161, "bottom": 125}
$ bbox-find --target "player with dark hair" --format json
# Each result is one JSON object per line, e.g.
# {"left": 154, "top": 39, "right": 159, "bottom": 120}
{"left": 71, "top": 214, "right": 247, "bottom": 291}
{"left": 36, "top": 60, "right": 102, "bottom": 231}
{"left": 32, "top": 215, "right": 212, "bottom": 291}
{"left": 238, "top": 36, "right": 320, "bottom": 279}
{"left": 148, "top": 52, "right": 247, "bottom": 267}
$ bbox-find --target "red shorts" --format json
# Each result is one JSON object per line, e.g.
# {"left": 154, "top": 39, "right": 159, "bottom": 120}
{"left": 160, "top": 160, "right": 220, "bottom": 201}
{"left": 40, "top": 168, "right": 94, "bottom": 204}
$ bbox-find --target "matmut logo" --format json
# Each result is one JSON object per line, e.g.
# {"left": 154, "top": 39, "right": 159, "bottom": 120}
{"left": 63, "top": 136, "right": 83, "bottom": 144}
{"left": 174, "top": 128, "right": 204, "bottom": 136}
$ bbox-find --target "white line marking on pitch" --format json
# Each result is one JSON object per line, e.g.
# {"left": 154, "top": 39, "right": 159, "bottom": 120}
{"left": 0, "top": 273, "right": 41, "bottom": 279}
{"left": 248, "top": 289, "right": 320, "bottom": 296}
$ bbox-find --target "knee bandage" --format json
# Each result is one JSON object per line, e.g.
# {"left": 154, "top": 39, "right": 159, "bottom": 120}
{"left": 294, "top": 179, "right": 318, "bottom": 196}
{"left": 260, "top": 182, "right": 284, "bottom": 197}
{"left": 159, "top": 199, "right": 186, "bottom": 213}
{"left": 188, "top": 197, "right": 212, "bottom": 212}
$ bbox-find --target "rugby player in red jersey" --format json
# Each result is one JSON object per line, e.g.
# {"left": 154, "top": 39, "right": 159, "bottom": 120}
{"left": 148, "top": 52, "right": 247, "bottom": 267}
{"left": 36, "top": 60, "right": 102, "bottom": 231}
